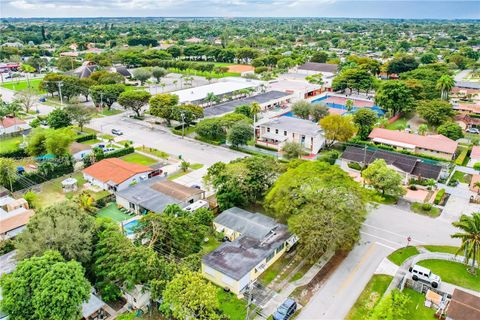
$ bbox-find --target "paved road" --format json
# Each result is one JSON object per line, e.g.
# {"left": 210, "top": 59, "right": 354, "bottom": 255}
{"left": 297, "top": 204, "right": 460, "bottom": 320}
{"left": 88, "top": 114, "right": 244, "bottom": 167}
{"left": 0, "top": 86, "right": 53, "bottom": 115}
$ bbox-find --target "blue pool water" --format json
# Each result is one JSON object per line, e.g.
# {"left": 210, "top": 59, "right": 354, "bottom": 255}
{"left": 123, "top": 219, "right": 139, "bottom": 235}
{"left": 310, "top": 96, "right": 385, "bottom": 117}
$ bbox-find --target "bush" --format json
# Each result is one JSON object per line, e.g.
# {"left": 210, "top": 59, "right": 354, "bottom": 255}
{"left": 0, "top": 239, "right": 15, "bottom": 255}
{"left": 75, "top": 133, "right": 97, "bottom": 143}
{"left": 434, "top": 189, "right": 446, "bottom": 205}
{"left": 0, "top": 148, "right": 28, "bottom": 158}
{"left": 422, "top": 203, "right": 433, "bottom": 211}
{"left": 409, "top": 185, "right": 417, "bottom": 190}
{"left": 23, "top": 191, "right": 38, "bottom": 208}
{"left": 318, "top": 150, "right": 340, "bottom": 165}
{"left": 347, "top": 162, "right": 362, "bottom": 170}
{"left": 254, "top": 144, "right": 278, "bottom": 152}
{"left": 474, "top": 162, "right": 480, "bottom": 171}
{"left": 455, "top": 147, "right": 469, "bottom": 166}
{"left": 96, "top": 147, "right": 134, "bottom": 161}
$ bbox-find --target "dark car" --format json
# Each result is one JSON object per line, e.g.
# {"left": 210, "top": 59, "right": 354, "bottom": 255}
{"left": 111, "top": 128, "right": 123, "bottom": 136}
{"left": 273, "top": 298, "right": 297, "bottom": 320}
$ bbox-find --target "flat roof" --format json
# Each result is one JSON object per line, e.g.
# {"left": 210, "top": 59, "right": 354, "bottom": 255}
{"left": 171, "top": 79, "right": 262, "bottom": 104}
{"left": 257, "top": 116, "right": 323, "bottom": 136}
{"left": 268, "top": 79, "right": 321, "bottom": 93}
{"left": 203, "top": 91, "right": 292, "bottom": 117}
{"left": 297, "top": 62, "right": 338, "bottom": 73}
{"left": 215, "top": 207, "right": 279, "bottom": 240}
{"left": 456, "top": 81, "right": 480, "bottom": 90}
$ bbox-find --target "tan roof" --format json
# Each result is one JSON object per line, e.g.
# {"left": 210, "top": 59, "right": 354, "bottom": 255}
{"left": 446, "top": 289, "right": 480, "bottom": 320}
{"left": 83, "top": 158, "right": 152, "bottom": 184}
{"left": 454, "top": 104, "right": 480, "bottom": 113}
{"left": 368, "top": 128, "right": 458, "bottom": 154}
{"left": 471, "top": 146, "right": 480, "bottom": 160}
{"left": 1, "top": 117, "right": 26, "bottom": 128}
{"left": 0, "top": 210, "right": 34, "bottom": 234}
{"left": 150, "top": 180, "right": 204, "bottom": 201}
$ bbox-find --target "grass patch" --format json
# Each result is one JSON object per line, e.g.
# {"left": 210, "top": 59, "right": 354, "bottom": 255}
{"left": 135, "top": 146, "right": 169, "bottom": 159}
{"left": 190, "top": 163, "right": 204, "bottom": 170}
{"left": 172, "top": 125, "right": 197, "bottom": 137}
{"left": 450, "top": 170, "right": 472, "bottom": 184}
{"left": 0, "top": 136, "right": 23, "bottom": 153}
{"left": 370, "top": 191, "right": 398, "bottom": 205}
{"left": 169, "top": 68, "right": 240, "bottom": 78}
{"left": 258, "top": 254, "right": 291, "bottom": 286}
{"left": 387, "top": 246, "right": 419, "bottom": 266}
{"left": 289, "top": 260, "right": 315, "bottom": 283}
{"left": 99, "top": 134, "right": 115, "bottom": 140}
{"left": 385, "top": 116, "right": 409, "bottom": 131}
{"left": 216, "top": 288, "right": 247, "bottom": 320}
{"left": 422, "top": 245, "right": 463, "bottom": 256}
{"left": 402, "top": 288, "right": 437, "bottom": 320}
{"left": 202, "top": 233, "right": 222, "bottom": 254}
{"left": 1, "top": 78, "right": 44, "bottom": 94}
{"left": 417, "top": 259, "right": 480, "bottom": 291}
{"left": 97, "top": 203, "right": 132, "bottom": 222}
{"left": 120, "top": 152, "right": 158, "bottom": 166}
{"left": 81, "top": 138, "right": 101, "bottom": 145}
{"left": 346, "top": 274, "right": 393, "bottom": 320}
{"left": 410, "top": 202, "right": 441, "bottom": 218}
{"left": 167, "top": 164, "right": 204, "bottom": 181}
{"left": 98, "top": 109, "right": 123, "bottom": 116}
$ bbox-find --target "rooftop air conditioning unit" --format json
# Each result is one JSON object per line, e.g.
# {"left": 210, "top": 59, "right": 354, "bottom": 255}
{"left": 184, "top": 200, "right": 209, "bottom": 212}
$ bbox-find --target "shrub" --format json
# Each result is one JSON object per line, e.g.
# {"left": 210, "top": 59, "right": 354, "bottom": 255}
{"left": 455, "top": 147, "right": 469, "bottom": 166}
{"left": 96, "top": 147, "right": 134, "bottom": 161}
{"left": 422, "top": 203, "right": 432, "bottom": 211}
{"left": 434, "top": 189, "right": 446, "bottom": 205}
{"left": 23, "top": 191, "right": 38, "bottom": 208}
{"left": 0, "top": 148, "right": 28, "bottom": 158}
{"left": 75, "top": 133, "right": 97, "bottom": 143}
{"left": 0, "top": 239, "right": 15, "bottom": 255}
{"left": 474, "top": 162, "right": 480, "bottom": 171}
{"left": 318, "top": 150, "right": 340, "bottom": 165}
{"left": 409, "top": 185, "right": 417, "bottom": 190}
{"left": 254, "top": 144, "right": 278, "bottom": 152}
{"left": 347, "top": 162, "right": 362, "bottom": 170}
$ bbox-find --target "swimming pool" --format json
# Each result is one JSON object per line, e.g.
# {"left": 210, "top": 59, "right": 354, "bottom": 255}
{"left": 123, "top": 219, "right": 139, "bottom": 235}
{"left": 311, "top": 95, "right": 385, "bottom": 117}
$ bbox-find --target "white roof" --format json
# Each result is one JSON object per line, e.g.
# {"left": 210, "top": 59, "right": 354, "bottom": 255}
{"left": 268, "top": 79, "right": 322, "bottom": 93}
{"left": 172, "top": 79, "right": 262, "bottom": 103}
{"left": 372, "top": 137, "right": 416, "bottom": 150}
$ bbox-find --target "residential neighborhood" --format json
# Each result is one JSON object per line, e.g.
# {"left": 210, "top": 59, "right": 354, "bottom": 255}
{"left": 0, "top": 6, "right": 479, "bottom": 320}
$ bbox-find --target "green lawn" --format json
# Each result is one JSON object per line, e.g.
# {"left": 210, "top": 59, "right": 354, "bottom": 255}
{"left": 99, "top": 134, "right": 115, "bottom": 140}
{"left": 135, "top": 146, "right": 170, "bottom": 159}
{"left": 169, "top": 68, "right": 240, "bottom": 78}
{"left": 410, "top": 202, "right": 441, "bottom": 218}
{"left": 98, "top": 109, "right": 124, "bottom": 116}
{"left": 370, "top": 191, "right": 398, "bottom": 205}
{"left": 289, "top": 260, "right": 315, "bottom": 283}
{"left": 385, "top": 116, "right": 409, "bottom": 131}
{"left": 346, "top": 274, "right": 393, "bottom": 320}
{"left": 201, "top": 233, "right": 222, "bottom": 254}
{"left": 120, "top": 153, "right": 158, "bottom": 166}
{"left": 216, "top": 288, "right": 247, "bottom": 320}
{"left": 258, "top": 254, "right": 291, "bottom": 286}
{"left": 450, "top": 170, "right": 472, "bottom": 184}
{"left": 1, "top": 78, "right": 44, "bottom": 94}
{"left": 81, "top": 138, "right": 102, "bottom": 145}
{"left": 422, "top": 245, "right": 463, "bottom": 256}
{"left": 402, "top": 288, "right": 437, "bottom": 320}
{"left": 167, "top": 164, "right": 204, "bottom": 181}
{"left": 387, "top": 246, "right": 420, "bottom": 266}
{"left": 0, "top": 136, "right": 23, "bottom": 153}
{"left": 96, "top": 203, "right": 132, "bottom": 222}
{"left": 191, "top": 163, "right": 204, "bottom": 170}
{"left": 417, "top": 259, "right": 480, "bottom": 291}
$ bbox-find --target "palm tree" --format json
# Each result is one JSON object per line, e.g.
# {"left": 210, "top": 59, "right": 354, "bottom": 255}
{"left": 345, "top": 99, "right": 354, "bottom": 112}
{"left": 418, "top": 124, "right": 428, "bottom": 135}
{"left": 180, "top": 160, "right": 190, "bottom": 172}
{"left": 250, "top": 102, "right": 261, "bottom": 139}
{"left": 6, "top": 102, "right": 22, "bottom": 117}
{"left": 436, "top": 75, "right": 455, "bottom": 100}
{"left": 451, "top": 213, "right": 480, "bottom": 274}
{"left": 205, "top": 92, "right": 217, "bottom": 107}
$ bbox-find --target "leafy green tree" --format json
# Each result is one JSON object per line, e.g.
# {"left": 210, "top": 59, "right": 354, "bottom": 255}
{"left": 151, "top": 67, "right": 167, "bottom": 83}
{"left": 27, "top": 128, "right": 48, "bottom": 156}
{"left": 171, "top": 104, "right": 204, "bottom": 126}
{"left": 78, "top": 78, "right": 97, "bottom": 102}
{"left": 265, "top": 161, "right": 367, "bottom": 261}
{"left": 310, "top": 104, "right": 329, "bottom": 122}
{"left": 387, "top": 55, "right": 419, "bottom": 74}
{"left": 47, "top": 108, "right": 71, "bottom": 129}
{"left": 362, "top": 159, "right": 406, "bottom": 197}
{"left": 451, "top": 213, "right": 480, "bottom": 274}
{"left": 416, "top": 99, "right": 454, "bottom": 126}
{"left": 281, "top": 141, "right": 305, "bottom": 159}
{"left": 195, "top": 118, "right": 226, "bottom": 142}
{"left": 56, "top": 56, "right": 81, "bottom": 71}
{"left": 228, "top": 121, "right": 253, "bottom": 147}
{"left": 161, "top": 271, "right": 220, "bottom": 320}
{"left": 204, "top": 156, "right": 278, "bottom": 210}
{"left": 292, "top": 101, "right": 312, "bottom": 119}
{"left": 44, "top": 128, "right": 76, "bottom": 156}
{"left": 132, "top": 68, "right": 152, "bottom": 85}
{"left": 180, "top": 160, "right": 191, "bottom": 172}
{"left": 305, "top": 73, "right": 324, "bottom": 85}
{"left": 60, "top": 76, "right": 82, "bottom": 102}
{"left": 15, "top": 201, "right": 95, "bottom": 264}
{"left": 65, "top": 104, "right": 95, "bottom": 132}
{"left": 418, "top": 124, "right": 428, "bottom": 135}
{"left": 14, "top": 89, "right": 36, "bottom": 113}
{"left": 436, "top": 74, "right": 455, "bottom": 100}
{"left": 90, "top": 70, "right": 124, "bottom": 85}
{"left": 319, "top": 114, "right": 357, "bottom": 148}
{"left": 318, "top": 150, "right": 340, "bottom": 165}
{"left": 375, "top": 80, "right": 415, "bottom": 116}
{"left": 149, "top": 93, "right": 179, "bottom": 125}
{"left": 0, "top": 158, "right": 17, "bottom": 191}
{"left": 118, "top": 90, "right": 152, "bottom": 117}
{"left": 0, "top": 250, "right": 90, "bottom": 320}
{"left": 89, "top": 84, "right": 126, "bottom": 110}
{"left": 420, "top": 53, "right": 437, "bottom": 64}
{"left": 353, "top": 108, "right": 377, "bottom": 140}
{"left": 311, "top": 51, "right": 329, "bottom": 63}
{"left": 234, "top": 104, "right": 252, "bottom": 118}
{"left": 437, "top": 122, "right": 464, "bottom": 141}
{"left": 369, "top": 289, "right": 409, "bottom": 320}
{"left": 39, "top": 73, "right": 64, "bottom": 97}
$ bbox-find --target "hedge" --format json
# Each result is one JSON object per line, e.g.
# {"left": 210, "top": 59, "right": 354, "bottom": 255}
{"left": 254, "top": 144, "right": 278, "bottom": 152}
{"left": 194, "top": 136, "right": 224, "bottom": 145}
{"left": 455, "top": 147, "right": 469, "bottom": 166}
{"left": 7, "top": 161, "right": 74, "bottom": 192}
{"left": 0, "top": 148, "right": 28, "bottom": 158}
{"left": 75, "top": 133, "right": 97, "bottom": 143}
{"left": 348, "top": 162, "right": 362, "bottom": 170}
{"left": 434, "top": 189, "right": 446, "bottom": 205}
{"left": 97, "top": 147, "right": 134, "bottom": 161}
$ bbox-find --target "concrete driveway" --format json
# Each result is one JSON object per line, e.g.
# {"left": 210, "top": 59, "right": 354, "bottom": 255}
{"left": 297, "top": 204, "right": 460, "bottom": 320}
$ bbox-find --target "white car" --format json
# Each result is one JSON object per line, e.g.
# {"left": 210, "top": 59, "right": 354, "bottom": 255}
{"left": 409, "top": 264, "right": 441, "bottom": 288}
{"left": 466, "top": 128, "right": 480, "bottom": 134}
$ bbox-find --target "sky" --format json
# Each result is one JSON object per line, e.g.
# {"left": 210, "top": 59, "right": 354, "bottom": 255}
{"left": 1, "top": 0, "right": 479, "bottom": 19}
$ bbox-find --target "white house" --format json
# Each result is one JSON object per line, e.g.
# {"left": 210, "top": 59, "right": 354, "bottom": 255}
{"left": 255, "top": 116, "right": 325, "bottom": 154}
{"left": 82, "top": 158, "right": 160, "bottom": 192}
{"left": 0, "top": 117, "right": 31, "bottom": 136}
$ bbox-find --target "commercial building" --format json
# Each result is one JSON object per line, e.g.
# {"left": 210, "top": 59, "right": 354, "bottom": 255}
{"left": 368, "top": 128, "right": 458, "bottom": 160}
{"left": 255, "top": 116, "right": 325, "bottom": 154}
{"left": 202, "top": 207, "right": 297, "bottom": 295}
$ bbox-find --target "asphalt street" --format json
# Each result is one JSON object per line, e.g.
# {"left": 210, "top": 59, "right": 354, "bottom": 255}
{"left": 297, "top": 204, "right": 460, "bottom": 320}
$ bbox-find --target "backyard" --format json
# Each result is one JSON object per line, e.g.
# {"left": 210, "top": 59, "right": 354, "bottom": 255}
{"left": 216, "top": 288, "right": 248, "bottom": 320}
{"left": 0, "top": 136, "right": 23, "bottom": 153}
{"left": 97, "top": 203, "right": 132, "bottom": 222}
{"left": 417, "top": 259, "right": 480, "bottom": 291}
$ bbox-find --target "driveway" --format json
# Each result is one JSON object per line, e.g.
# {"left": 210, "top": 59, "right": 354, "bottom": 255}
{"left": 297, "top": 204, "right": 460, "bottom": 320}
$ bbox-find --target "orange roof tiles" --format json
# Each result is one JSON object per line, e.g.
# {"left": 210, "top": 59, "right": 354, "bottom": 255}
{"left": 1, "top": 117, "right": 26, "bottom": 128}
{"left": 82, "top": 158, "right": 152, "bottom": 184}
{"left": 368, "top": 128, "right": 458, "bottom": 154}
{"left": 0, "top": 210, "right": 34, "bottom": 234}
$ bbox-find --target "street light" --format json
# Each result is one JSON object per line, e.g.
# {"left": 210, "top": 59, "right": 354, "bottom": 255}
{"left": 181, "top": 112, "right": 185, "bottom": 139}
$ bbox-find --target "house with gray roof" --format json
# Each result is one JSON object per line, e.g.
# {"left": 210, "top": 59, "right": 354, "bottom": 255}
{"left": 255, "top": 116, "right": 325, "bottom": 154}
{"left": 202, "top": 207, "right": 297, "bottom": 295}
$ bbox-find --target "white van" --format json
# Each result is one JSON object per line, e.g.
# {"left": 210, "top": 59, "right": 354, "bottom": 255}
{"left": 409, "top": 264, "right": 441, "bottom": 288}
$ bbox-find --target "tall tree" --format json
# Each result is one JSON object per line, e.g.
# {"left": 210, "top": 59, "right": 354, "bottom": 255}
{"left": 149, "top": 93, "right": 179, "bottom": 125}
{"left": 65, "top": 105, "right": 95, "bottom": 132}
{"left": 227, "top": 121, "right": 253, "bottom": 147}
{"left": 151, "top": 67, "right": 167, "bottom": 83}
{"left": 89, "top": 84, "right": 125, "bottom": 110}
{"left": 416, "top": 99, "right": 455, "bottom": 126}
{"left": 437, "top": 122, "right": 464, "bottom": 141}
{"left": 319, "top": 114, "right": 357, "bottom": 148}
{"left": 292, "top": 101, "right": 312, "bottom": 119}
{"left": 281, "top": 141, "right": 305, "bottom": 159}
{"left": 132, "top": 68, "right": 152, "bottom": 85}
{"left": 0, "top": 158, "right": 17, "bottom": 191}
{"left": 47, "top": 108, "right": 71, "bottom": 129}
{"left": 353, "top": 108, "right": 377, "bottom": 140}
{"left": 375, "top": 80, "right": 415, "bottom": 116}
{"left": 118, "top": 90, "right": 152, "bottom": 117}
{"left": 362, "top": 159, "right": 406, "bottom": 197}
{"left": 0, "top": 250, "right": 90, "bottom": 320}
{"left": 14, "top": 89, "right": 36, "bottom": 113}
{"left": 436, "top": 74, "right": 455, "bottom": 100}
{"left": 451, "top": 213, "right": 480, "bottom": 274}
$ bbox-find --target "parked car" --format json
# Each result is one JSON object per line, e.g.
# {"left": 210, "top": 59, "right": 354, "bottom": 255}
{"left": 111, "top": 128, "right": 123, "bottom": 136}
{"left": 409, "top": 264, "right": 441, "bottom": 288}
{"left": 273, "top": 298, "right": 297, "bottom": 320}
{"left": 466, "top": 128, "right": 480, "bottom": 134}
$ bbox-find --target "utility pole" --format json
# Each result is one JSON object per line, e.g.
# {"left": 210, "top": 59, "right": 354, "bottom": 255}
{"left": 100, "top": 92, "right": 104, "bottom": 108}
{"left": 181, "top": 112, "right": 185, "bottom": 139}
{"left": 56, "top": 81, "right": 64, "bottom": 106}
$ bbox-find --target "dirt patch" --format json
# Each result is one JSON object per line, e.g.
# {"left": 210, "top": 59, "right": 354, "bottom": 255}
{"left": 106, "top": 297, "right": 126, "bottom": 311}
{"left": 227, "top": 65, "right": 254, "bottom": 73}
{"left": 291, "top": 251, "right": 348, "bottom": 306}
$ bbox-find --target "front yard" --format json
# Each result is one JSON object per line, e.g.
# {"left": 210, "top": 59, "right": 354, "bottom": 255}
{"left": 0, "top": 136, "right": 23, "bottom": 153}
{"left": 120, "top": 152, "right": 158, "bottom": 166}
{"left": 450, "top": 170, "right": 472, "bottom": 184}
{"left": 387, "top": 246, "right": 420, "bottom": 266}
{"left": 417, "top": 259, "right": 480, "bottom": 291}
{"left": 402, "top": 288, "right": 437, "bottom": 319}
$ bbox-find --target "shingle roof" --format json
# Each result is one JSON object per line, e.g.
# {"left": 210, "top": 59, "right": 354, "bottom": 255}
{"left": 341, "top": 146, "right": 442, "bottom": 180}
{"left": 150, "top": 180, "right": 204, "bottom": 200}
{"left": 368, "top": 128, "right": 458, "bottom": 154}
{"left": 83, "top": 158, "right": 152, "bottom": 184}
{"left": 298, "top": 62, "right": 338, "bottom": 73}
{"left": 214, "top": 207, "right": 278, "bottom": 240}
{"left": 446, "top": 289, "right": 480, "bottom": 320}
